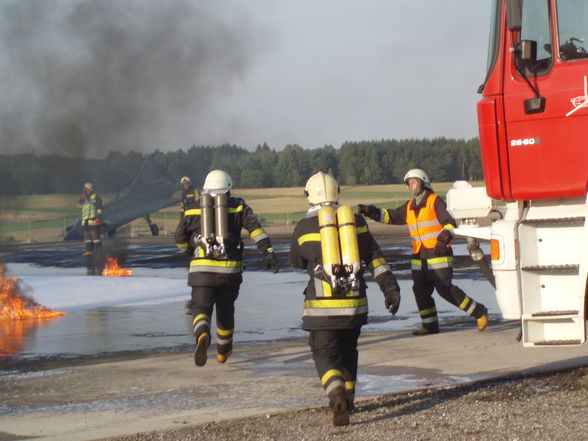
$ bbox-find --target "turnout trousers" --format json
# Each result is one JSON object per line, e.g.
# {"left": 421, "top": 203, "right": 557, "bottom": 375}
{"left": 412, "top": 261, "right": 486, "bottom": 332}
{"left": 189, "top": 285, "right": 239, "bottom": 357}
{"left": 83, "top": 222, "right": 102, "bottom": 252}
{"left": 308, "top": 328, "right": 361, "bottom": 403}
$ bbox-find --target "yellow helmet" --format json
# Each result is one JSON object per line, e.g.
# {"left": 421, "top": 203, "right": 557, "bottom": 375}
{"left": 180, "top": 176, "right": 192, "bottom": 185}
{"left": 203, "top": 170, "right": 232, "bottom": 194}
{"left": 304, "top": 172, "right": 339, "bottom": 205}
{"left": 83, "top": 182, "right": 94, "bottom": 191}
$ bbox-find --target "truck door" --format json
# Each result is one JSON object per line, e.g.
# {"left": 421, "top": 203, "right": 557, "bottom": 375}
{"left": 502, "top": 0, "right": 588, "bottom": 201}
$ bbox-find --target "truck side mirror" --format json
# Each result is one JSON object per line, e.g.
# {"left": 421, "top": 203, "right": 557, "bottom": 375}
{"left": 520, "top": 40, "right": 537, "bottom": 63}
{"left": 524, "top": 96, "right": 546, "bottom": 114}
{"left": 506, "top": 0, "right": 522, "bottom": 31}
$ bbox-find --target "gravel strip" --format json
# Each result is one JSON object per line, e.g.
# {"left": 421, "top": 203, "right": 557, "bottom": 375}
{"left": 101, "top": 366, "right": 588, "bottom": 441}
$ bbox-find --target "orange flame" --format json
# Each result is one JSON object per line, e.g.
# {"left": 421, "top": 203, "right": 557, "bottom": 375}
{"left": 102, "top": 257, "right": 132, "bottom": 277}
{"left": 0, "top": 264, "right": 66, "bottom": 359}
{"left": 0, "top": 264, "right": 66, "bottom": 321}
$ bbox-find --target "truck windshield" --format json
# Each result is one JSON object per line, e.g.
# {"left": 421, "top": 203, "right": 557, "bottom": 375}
{"left": 557, "top": 0, "right": 588, "bottom": 60}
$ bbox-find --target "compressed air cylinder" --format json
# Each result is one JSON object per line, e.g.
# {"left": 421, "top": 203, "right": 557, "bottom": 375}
{"left": 214, "top": 193, "right": 229, "bottom": 244}
{"left": 337, "top": 205, "right": 361, "bottom": 277}
{"left": 318, "top": 206, "right": 341, "bottom": 279}
{"left": 200, "top": 193, "right": 215, "bottom": 242}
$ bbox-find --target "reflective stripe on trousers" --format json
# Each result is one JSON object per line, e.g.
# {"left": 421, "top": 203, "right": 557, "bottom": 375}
{"left": 411, "top": 256, "right": 453, "bottom": 270}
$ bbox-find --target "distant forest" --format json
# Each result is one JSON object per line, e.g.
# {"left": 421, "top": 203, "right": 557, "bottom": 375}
{"left": 0, "top": 138, "right": 482, "bottom": 195}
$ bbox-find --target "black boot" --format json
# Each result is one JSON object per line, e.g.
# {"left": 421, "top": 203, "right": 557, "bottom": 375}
{"left": 194, "top": 332, "right": 210, "bottom": 367}
{"left": 328, "top": 387, "right": 350, "bottom": 426}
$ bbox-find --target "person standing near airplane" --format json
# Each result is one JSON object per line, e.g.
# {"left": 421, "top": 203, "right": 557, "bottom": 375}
{"left": 180, "top": 176, "right": 200, "bottom": 212}
{"left": 78, "top": 182, "right": 103, "bottom": 256}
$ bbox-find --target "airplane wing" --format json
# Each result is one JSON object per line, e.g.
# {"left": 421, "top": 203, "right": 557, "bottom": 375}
{"left": 64, "top": 178, "right": 180, "bottom": 240}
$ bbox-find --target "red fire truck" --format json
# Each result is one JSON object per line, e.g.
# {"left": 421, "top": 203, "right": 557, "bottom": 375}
{"left": 446, "top": 0, "right": 588, "bottom": 346}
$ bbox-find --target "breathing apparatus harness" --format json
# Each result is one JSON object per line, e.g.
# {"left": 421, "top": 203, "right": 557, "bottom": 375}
{"left": 316, "top": 203, "right": 361, "bottom": 293}
{"left": 198, "top": 192, "right": 229, "bottom": 258}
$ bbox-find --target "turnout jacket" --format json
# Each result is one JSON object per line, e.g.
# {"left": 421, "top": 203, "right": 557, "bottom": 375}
{"left": 78, "top": 193, "right": 103, "bottom": 224}
{"left": 289, "top": 206, "right": 397, "bottom": 331}
{"left": 378, "top": 189, "right": 456, "bottom": 268}
{"left": 180, "top": 185, "right": 200, "bottom": 212}
{"left": 174, "top": 196, "right": 273, "bottom": 287}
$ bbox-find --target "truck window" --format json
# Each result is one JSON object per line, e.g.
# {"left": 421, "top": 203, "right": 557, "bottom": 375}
{"left": 520, "top": 0, "right": 553, "bottom": 74}
{"left": 484, "top": 0, "right": 501, "bottom": 80}
{"left": 557, "top": 0, "right": 588, "bottom": 60}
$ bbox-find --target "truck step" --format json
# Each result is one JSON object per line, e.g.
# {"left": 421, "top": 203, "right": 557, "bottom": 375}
{"left": 532, "top": 339, "right": 583, "bottom": 346}
{"left": 521, "top": 264, "right": 579, "bottom": 274}
{"left": 520, "top": 216, "right": 585, "bottom": 226}
{"left": 522, "top": 313, "right": 579, "bottom": 322}
{"left": 529, "top": 310, "right": 579, "bottom": 317}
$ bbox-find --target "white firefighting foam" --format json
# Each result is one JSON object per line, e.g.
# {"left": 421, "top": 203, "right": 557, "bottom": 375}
{"left": 2, "top": 256, "right": 498, "bottom": 361}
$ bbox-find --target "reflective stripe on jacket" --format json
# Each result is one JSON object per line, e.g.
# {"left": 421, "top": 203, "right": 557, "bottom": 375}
{"left": 189, "top": 258, "right": 243, "bottom": 274}
{"left": 303, "top": 297, "right": 368, "bottom": 318}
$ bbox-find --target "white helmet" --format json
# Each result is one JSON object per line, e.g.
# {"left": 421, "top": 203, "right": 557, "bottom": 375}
{"left": 180, "top": 176, "right": 192, "bottom": 185}
{"left": 203, "top": 170, "right": 232, "bottom": 194}
{"left": 403, "top": 168, "right": 431, "bottom": 188}
{"left": 83, "top": 182, "right": 94, "bottom": 191}
{"left": 304, "top": 172, "right": 339, "bottom": 205}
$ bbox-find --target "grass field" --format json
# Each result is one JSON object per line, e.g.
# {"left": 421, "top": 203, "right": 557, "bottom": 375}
{"left": 0, "top": 182, "right": 484, "bottom": 243}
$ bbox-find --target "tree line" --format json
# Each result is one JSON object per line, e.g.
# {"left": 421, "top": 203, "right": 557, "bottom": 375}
{"left": 0, "top": 137, "right": 482, "bottom": 195}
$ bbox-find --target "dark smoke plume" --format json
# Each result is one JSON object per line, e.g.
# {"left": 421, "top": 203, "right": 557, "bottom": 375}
{"left": 0, "top": 0, "right": 264, "bottom": 157}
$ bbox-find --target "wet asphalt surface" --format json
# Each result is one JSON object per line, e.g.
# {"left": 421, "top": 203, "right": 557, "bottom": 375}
{"left": 0, "top": 236, "right": 485, "bottom": 280}
{"left": 0, "top": 236, "right": 491, "bottom": 368}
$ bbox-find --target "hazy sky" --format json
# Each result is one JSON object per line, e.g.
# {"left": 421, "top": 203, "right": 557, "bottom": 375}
{"left": 0, "top": 0, "right": 493, "bottom": 156}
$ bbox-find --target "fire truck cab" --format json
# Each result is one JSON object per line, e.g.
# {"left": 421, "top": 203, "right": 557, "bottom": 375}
{"left": 447, "top": 0, "right": 588, "bottom": 347}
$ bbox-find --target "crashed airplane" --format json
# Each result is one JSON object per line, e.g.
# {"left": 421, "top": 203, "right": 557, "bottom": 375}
{"left": 64, "top": 178, "right": 180, "bottom": 241}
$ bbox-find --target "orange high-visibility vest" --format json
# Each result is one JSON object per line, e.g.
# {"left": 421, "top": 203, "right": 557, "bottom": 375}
{"left": 406, "top": 193, "right": 442, "bottom": 254}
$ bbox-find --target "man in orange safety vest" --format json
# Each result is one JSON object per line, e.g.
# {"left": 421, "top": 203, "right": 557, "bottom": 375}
{"left": 359, "top": 168, "right": 488, "bottom": 335}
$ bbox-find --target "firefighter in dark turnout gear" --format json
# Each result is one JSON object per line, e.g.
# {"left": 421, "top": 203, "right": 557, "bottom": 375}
{"left": 359, "top": 168, "right": 488, "bottom": 336}
{"left": 78, "top": 182, "right": 103, "bottom": 256}
{"left": 179, "top": 176, "right": 200, "bottom": 212}
{"left": 175, "top": 170, "right": 279, "bottom": 367}
{"left": 289, "top": 172, "right": 401, "bottom": 426}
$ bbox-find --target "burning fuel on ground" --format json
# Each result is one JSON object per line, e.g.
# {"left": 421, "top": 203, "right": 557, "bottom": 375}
{"left": 0, "top": 264, "right": 66, "bottom": 321}
{"left": 0, "top": 263, "right": 67, "bottom": 359}
{"left": 102, "top": 256, "right": 132, "bottom": 277}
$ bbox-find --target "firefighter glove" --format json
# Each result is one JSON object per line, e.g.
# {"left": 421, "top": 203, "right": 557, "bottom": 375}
{"left": 383, "top": 287, "right": 401, "bottom": 315}
{"left": 358, "top": 204, "right": 380, "bottom": 221}
{"left": 434, "top": 243, "right": 446, "bottom": 256}
{"left": 434, "top": 229, "right": 452, "bottom": 256}
{"left": 265, "top": 253, "right": 280, "bottom": 273}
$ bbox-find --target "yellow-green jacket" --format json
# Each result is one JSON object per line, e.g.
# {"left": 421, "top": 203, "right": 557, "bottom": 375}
{"left": 78, "top": 193, "right": 103, "bottom": 225}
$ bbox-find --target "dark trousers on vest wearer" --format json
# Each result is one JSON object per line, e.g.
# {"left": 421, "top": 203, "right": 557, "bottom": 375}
{"left": 83, "top": 222, "right": 102, "bottom": 252}
{"left": 308, "top": 328, "right": 361, "bottom": 401}
{"left": 412, "top": 263, "right": 486, "bottom": 332}
{"left": 189, "top": 285, "right": 239, "bottom": 356}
